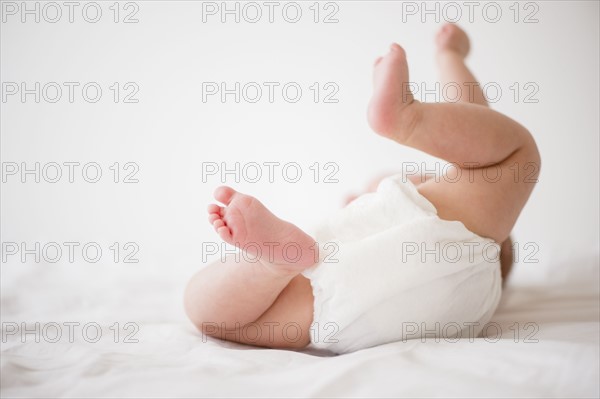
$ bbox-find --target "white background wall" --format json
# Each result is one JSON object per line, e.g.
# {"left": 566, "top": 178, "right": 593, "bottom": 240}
{"left": 2, "top": 1, "right": 598, "bottom": 292}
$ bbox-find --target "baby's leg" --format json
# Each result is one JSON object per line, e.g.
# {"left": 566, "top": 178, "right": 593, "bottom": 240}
{"left": 435, "top": 24, "right": 488, "bottom": 106}
{"left": 367, "top": 33, "right": 540, "bottom": 243}
{"left": 184, "top": 187, "right": 315, "bottom": 348}
{"left": 436, "top": 24, "right": 514, "bottom": 282}
{"left": 348, "top": 25, "right": 485, "bottom": 204}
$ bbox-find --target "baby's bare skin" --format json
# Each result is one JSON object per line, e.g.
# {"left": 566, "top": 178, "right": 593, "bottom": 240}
{"left": 184, "top": 24, "right": 540, "bottom": 349}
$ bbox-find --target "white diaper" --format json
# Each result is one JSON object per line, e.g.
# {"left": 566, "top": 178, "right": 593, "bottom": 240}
{"left": 301, "top": 174, "right": 502, "bottom": 354}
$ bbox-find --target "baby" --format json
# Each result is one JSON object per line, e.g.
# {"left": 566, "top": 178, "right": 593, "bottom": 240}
{"left": 184, "top": 24, "right": 540, "bottom": 354}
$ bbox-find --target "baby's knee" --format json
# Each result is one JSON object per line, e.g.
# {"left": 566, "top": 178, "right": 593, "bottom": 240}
{"left": 520, "top": 129, "right": 542, "bottom": 178}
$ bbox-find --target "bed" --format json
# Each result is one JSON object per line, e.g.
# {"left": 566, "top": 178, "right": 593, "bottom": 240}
{"left": 1, "top": 249, "right": 598, "bottom": 398}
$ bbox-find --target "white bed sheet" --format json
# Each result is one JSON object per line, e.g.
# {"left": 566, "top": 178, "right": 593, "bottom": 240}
{"left": 1, "top": 251, "right": 598, "bottom": 398}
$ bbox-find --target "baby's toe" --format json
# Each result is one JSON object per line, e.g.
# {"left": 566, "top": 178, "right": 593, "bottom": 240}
{"left": 213, "top": 219, "right": 226, "bottom": 231}
{"left": 214, "top": 186, "right": 236, "bottom": 205}
{"left": 207, "top": 203, "right": 222, "bottom": 214}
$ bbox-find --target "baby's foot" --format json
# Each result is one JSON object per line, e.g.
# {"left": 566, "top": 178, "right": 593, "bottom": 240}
{"left": 436, "top": 23, "right": 470, "bottom": 59}
{"left": 367, "top": 43, "right": 416, "bottom": 139}
{"left": 207, "top": 186, "right": 317, "bottom": 274}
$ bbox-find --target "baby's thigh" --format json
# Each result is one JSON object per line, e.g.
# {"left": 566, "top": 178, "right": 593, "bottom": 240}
{"left": 417, "top": 146, "right": 540, "bottom": 243}
{"left": 204, "top": 275, "right": 314, "bottom": 349}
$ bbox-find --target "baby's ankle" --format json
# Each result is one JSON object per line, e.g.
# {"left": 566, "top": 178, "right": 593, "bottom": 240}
{"left": 436, "top": 49, "right": 467, "bottom": 65}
